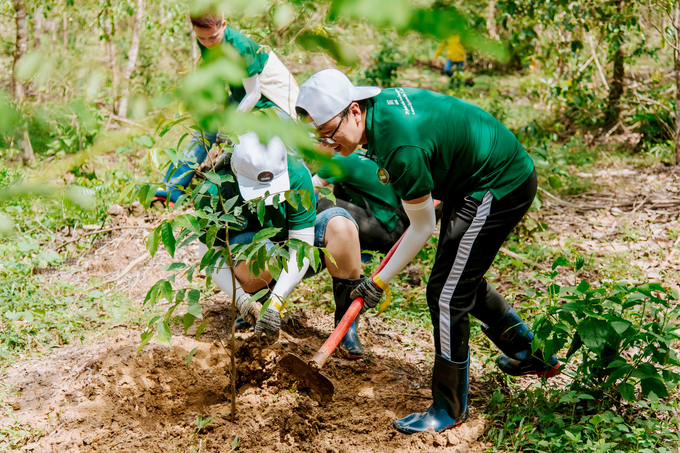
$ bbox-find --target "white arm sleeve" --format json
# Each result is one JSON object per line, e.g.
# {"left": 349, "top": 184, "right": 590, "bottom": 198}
{"left": 377, "top": 196, "right": 436, "bottom": 283}
{"left": 236, "top": 74, "right": 261, "bottom": 113}
{"left": 198, "top": 242, "right": 245, "bottom": 300}
{"left": 269, "top": 226, "right": 315, "bottom": 306}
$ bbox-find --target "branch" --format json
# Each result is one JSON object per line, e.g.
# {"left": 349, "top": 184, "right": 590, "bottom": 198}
{"left": 102, "top": 252, "right": 149, "bottom": 285}
{"left": 499, "top": 247, "right": 549, "bottom": 271}
{"left": 55, "top": 225, "right": 156, "bottom": 250}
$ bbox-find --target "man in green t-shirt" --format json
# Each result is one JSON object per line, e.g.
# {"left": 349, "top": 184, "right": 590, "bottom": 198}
{"left": 197, "top": 131, "right": 367, "bottom": 358}
{"left": 296, "top": 69, "right": 560, "bottom": 434}
{"left": 155, "top": 11, "right": 299, "bottom": 206}
{"left": 312, "top": 152, "right": 407, "bottom": 254}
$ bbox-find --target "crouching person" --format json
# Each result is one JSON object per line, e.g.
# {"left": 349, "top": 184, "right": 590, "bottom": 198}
{"left": 196, "top": 132, "right": 366, "bottom": 358}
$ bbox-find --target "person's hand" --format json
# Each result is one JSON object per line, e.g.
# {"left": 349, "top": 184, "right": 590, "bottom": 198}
{"left": 432, "top": 58, "right": 438, "bottom": 65}
{"left": 235, "top": 293, "right": 260, "bottom": 326}
{"left": 254, "top": 307, "right": 281, "bottom": 337}
{"left": 350, "top": 277, "right": 384, "bottom": 314}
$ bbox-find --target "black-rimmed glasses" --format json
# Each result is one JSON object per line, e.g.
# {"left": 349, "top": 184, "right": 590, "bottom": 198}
{"left": 315, "top": 109, "right": 348, "bottom": 146}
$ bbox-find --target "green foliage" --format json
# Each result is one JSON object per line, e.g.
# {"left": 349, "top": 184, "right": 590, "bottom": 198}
{"left": 531, "top": 259, "right": 680, "bottom": 402}
{"left": 486, "top": 386, "right": 680, "bottom": 452}
{"left": 360, "top": 38, "right": 408, "bottom": 88}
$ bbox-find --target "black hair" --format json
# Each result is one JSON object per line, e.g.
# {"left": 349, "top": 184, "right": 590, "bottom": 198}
{"left": 296, "top": 99, "right": 369, "bottom": 126}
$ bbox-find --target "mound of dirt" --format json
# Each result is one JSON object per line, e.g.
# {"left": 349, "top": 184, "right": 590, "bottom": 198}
{"left": 3, "top": 308, "right": 490, "bottom": 453}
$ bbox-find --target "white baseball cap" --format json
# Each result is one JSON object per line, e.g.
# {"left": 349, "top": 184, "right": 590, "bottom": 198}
{"left": 296, "top": 69, "right": 381, "bottom": 127}
{"left": 232, "top": 132, "right": 290, "bottom": 205}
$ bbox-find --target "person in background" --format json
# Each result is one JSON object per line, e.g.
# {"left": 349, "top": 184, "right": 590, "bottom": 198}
{"left": 312, "top": 151, "right": 408, "bottom": 255}
{"left": 155, "top": 11, "right": 299, "bottom": 206}
{"left": 197, "top": 132, "right": 367, "bottom": 359}
{"left": 433, "top": 35, "right": 465, "bottom": 88}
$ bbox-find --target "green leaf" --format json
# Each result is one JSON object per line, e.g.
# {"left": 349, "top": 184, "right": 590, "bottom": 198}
{"left": 206, "top": 226, "right": 218, "bottom": 250}
{"left": 195, "top": 320, "right": 209, "bottom": 339}
{"left": 136, "top": 330, "right": 154, "bottom": 355}
{"left": 576, "top": 318, "right": 611, "bottom": 351}
{"left": 253, "top": 227, "right": 281, "bottom": 243}
{"left": 319, "top": 187, "right": 336, "bottom": 204}
{"left": 205, "top": 172, "right": 222, "bottom": 185}
{"left": 161, "top": 223, "right": 176, "bottom": 258}
{"left": 284, "top": 190, "right": 299, "bottom": 209}
{"left": 300, "top": 190, "right": 313, "bottom": 211}
{"left": 186, "top": 264, "right": 198, "bottom": 282}
{"left": 187, "top": 303, "right": 203, "bottom": 319}
{"left": 548, "top": 175, "right": 563, "bottom": 189}
{"left": 162, "top": 262, "right": 187, "bottom": 272}
{"left": 321, "top": 248, "right": 337, "bottom": 268}
{"left": 248, "top": 288, "right": 269, "bottom": 305}
{"left": 160, "top": 280, "right": 173, "bottom": 303}
{"left": 183, "top": 313, "right": 196, "bottom": 334}
{"left": 272, "top": 194, "right": 280, "bottom": 209}
{"left": 156, "top": 322, "right": 172, "bottom": 346}
{"left": 611, "top": 320, "right": 631, "bottom": 335}
{"left": 552, "top": 256, "right": 569, "bottom": 270}
{"left": 185, "top": 347, "right": 199, "bottom": 367}
{"left": 187, "top": 288, "right": 200, "bottom": 306}
{"left": 222, "top": 195, "right": 240, "bottom": 213}
{"left": 134, "top": 134, "right": 155, "bottom": 148}
{"left": 641, "top": 378, "right": 669, "bottom": 398}
{"left": 257, "top": 199, "right": 266, "bottom": 226}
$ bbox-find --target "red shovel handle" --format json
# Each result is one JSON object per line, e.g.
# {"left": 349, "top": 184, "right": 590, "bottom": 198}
{"left": 309, "top": 200, "right": 440, "bottom": 369}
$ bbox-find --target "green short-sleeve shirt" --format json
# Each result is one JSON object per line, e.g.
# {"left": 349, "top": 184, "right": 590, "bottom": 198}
{"left": 197, "top": 155, "right": 316, "bottom": 246}
{"left": 365, "top": 88, "right": 534, "bottom": 202}
{"left": 198, "top": 26, "right": 276, "bottom": 110}
{"left": 317, "top": 152, "right": 401, "bottom": 232}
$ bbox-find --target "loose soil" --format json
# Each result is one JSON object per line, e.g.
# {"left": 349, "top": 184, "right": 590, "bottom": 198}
{"left": 3, "top": 308, "right": 489, "bottom": 453}
{"left": 3, "top": 160, "right": 678, "bottom": 452}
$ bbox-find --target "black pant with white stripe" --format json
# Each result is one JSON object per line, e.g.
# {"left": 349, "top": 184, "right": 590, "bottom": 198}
{"left": 427, "top": 170, "right": 537, "bottom": 362}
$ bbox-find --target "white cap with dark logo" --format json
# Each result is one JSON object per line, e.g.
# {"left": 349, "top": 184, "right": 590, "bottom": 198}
{"left": 232, "top": 132, "right": 290, "bottom": 205}
{"left": 296, "top": 69, "right": 381, "bottom": 127}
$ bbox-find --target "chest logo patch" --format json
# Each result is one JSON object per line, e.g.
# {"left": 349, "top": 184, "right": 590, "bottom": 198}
{"left": 257, "top": 171, "right": 274, "bottom": 182}
{"left": 377, "top": 167, "right": 390, "bottom": 185}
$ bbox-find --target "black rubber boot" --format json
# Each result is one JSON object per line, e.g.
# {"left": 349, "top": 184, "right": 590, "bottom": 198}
{"left": 333, "top": 276, "right": 366, "bottom": 360}
{"left": 393, "top": 353, "right": 469, "bottom": 434}
{"left": 482, "top": 308, "right": 560, "bottom": 378}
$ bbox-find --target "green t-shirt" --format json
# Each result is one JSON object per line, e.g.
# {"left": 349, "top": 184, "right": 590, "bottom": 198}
{"left": 197, "top": 155, "right": 316, "bottom": 246}
{"left": 365, "top": 88, "right": 534, "bottom": 202}
{"left": 198, "top": 26, "right": 276, "bottom": 110}
{"left": 317, "top": 152, "right": 401, "bottom": 232}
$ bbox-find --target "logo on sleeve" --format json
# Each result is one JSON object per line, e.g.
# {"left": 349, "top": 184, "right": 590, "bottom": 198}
{"left": 377, "top": 167, "right": 390, "bottom": 185}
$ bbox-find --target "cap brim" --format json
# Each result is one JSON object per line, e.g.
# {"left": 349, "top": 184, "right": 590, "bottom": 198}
{"left": 352, "top": 86, "right": 381, "bottom": 101}
{"left": 238, "top": 172, "right": 291, "bottom": 205}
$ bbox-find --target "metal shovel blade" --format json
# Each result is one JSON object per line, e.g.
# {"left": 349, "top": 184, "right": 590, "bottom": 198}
{"left": 279, "top": 353, "right": 334, "bottom": 403}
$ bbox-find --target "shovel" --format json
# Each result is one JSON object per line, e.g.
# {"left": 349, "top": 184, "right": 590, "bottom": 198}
{"left": 279, "top": 224, "right": 409, "bottom": 403}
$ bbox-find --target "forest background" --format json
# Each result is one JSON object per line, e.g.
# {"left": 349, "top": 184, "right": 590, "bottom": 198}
{"left": 1, "top": 0, "right": 680, "bottom": 452}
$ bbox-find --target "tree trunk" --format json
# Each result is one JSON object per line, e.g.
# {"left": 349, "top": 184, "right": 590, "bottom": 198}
{"left": 604, "top": 0, "right": 626, "bottom": 129}
{"left": 12, "top": 0, "right": 28, "bottom": 103}
{"left": 62, "top": 13, "right": 68, "bottom": 49}
{"left": 33, "top": 5, "right": 42, "bottom": 48}
{"left": 487, "top": 0, "right": 499, "bottom": 40}
{"left": 189, "top": 15, "right": 199, "bottom": 70}
{"left": 105, "top": 14, "right": 119, "bottom": 114}
{"left": 675, "top": 1, "right": 680, "bottom": 165}
{"left": 20, "top": 128, "right": 35, "bottom": 165}
{"left": 115, "top": 0, "right": 144, "bottom": 118}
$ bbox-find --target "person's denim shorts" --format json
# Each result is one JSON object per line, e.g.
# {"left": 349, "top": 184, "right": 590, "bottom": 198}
{"left": 229, "top": 207, "right": 358, "bottom": 273}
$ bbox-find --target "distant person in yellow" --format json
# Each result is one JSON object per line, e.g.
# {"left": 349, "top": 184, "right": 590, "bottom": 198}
{"left": 433, "top": 35, "right": 465, "bottom": 88}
